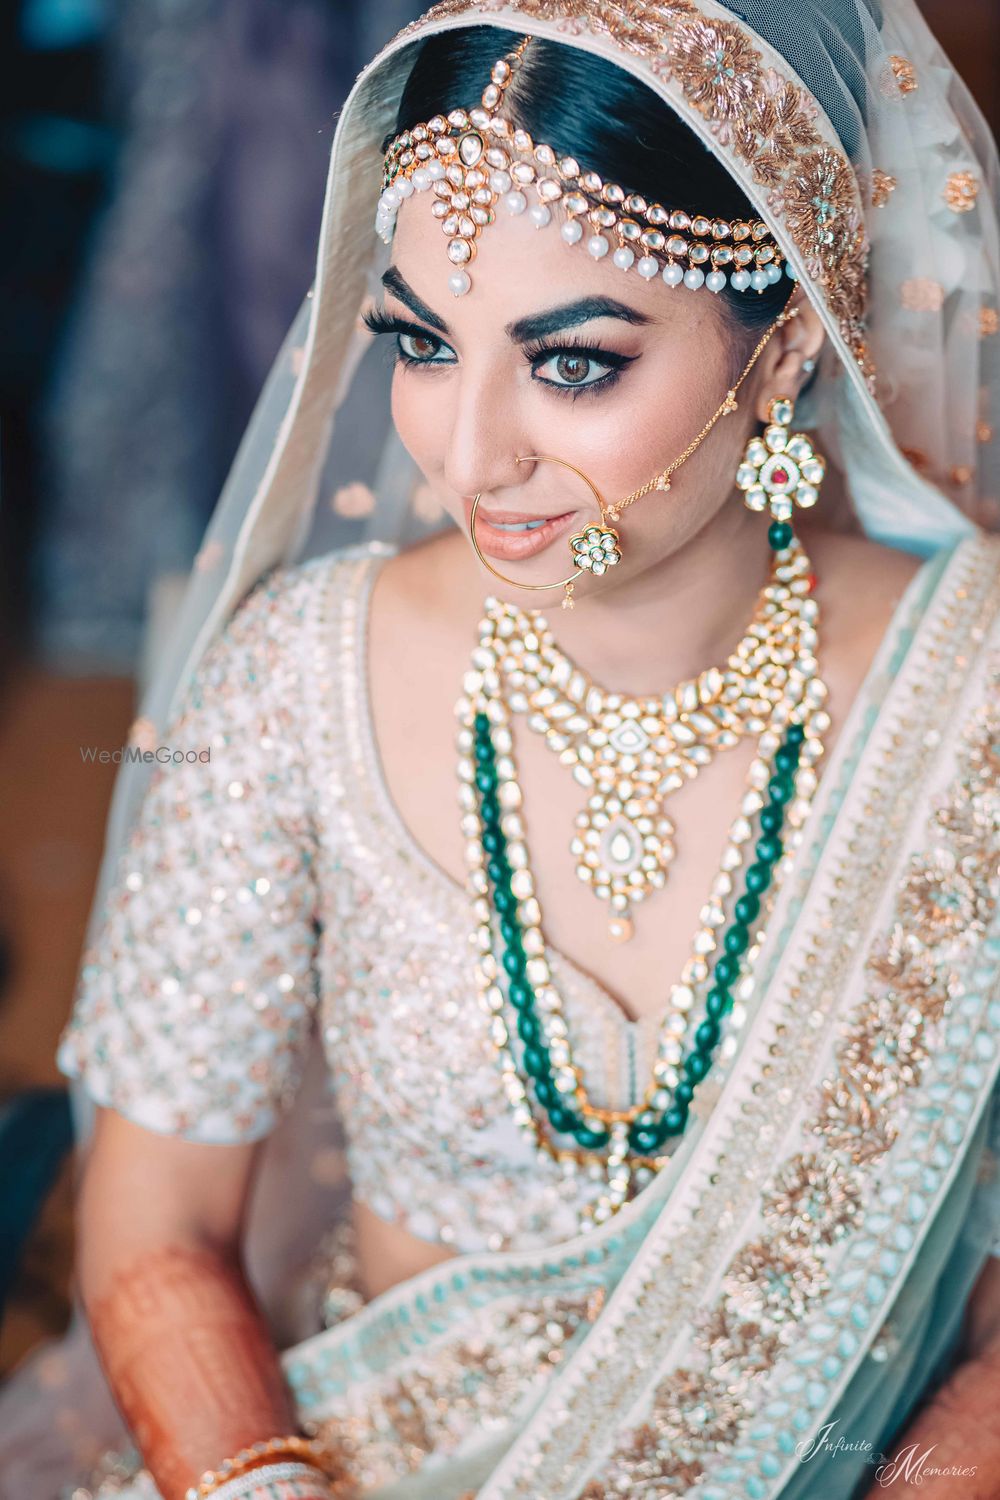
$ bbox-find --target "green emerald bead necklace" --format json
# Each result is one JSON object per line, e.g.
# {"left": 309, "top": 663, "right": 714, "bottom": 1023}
{"left": 456, "top": 544, "right": 828, "bottom": 1229}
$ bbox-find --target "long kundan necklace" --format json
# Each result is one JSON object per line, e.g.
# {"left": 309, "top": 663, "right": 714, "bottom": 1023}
{"left": 456, "top": 538, "right": 829, "bottom": 1227}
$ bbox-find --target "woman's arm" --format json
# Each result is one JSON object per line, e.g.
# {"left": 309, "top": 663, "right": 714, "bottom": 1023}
{"left": 861, "top": 1259, "right": 1000, "bottom": 1498}
{"left": 77, "top": 1107, "right": 305, "bottom": 1500}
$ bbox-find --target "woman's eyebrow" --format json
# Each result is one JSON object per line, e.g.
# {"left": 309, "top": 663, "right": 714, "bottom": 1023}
{"left": 505, "top": 296, "right": 653, "bottom": 343}
{"left": 381, "top": 266, "right": 449, "bottom": 333}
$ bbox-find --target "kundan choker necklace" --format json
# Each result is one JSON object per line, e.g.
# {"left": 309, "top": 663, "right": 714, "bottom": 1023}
{"left": 480, "top": 543, "right": 817, "bottom": 942}
{"left": 456, "top": 539, "right": 829, "bottom": 1227}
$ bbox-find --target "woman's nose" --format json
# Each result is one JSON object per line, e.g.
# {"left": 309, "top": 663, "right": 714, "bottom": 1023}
{"left": 441, "top": 363, "right": 526, "bottom": 501}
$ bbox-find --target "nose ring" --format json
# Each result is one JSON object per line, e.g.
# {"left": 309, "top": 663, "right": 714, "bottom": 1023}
{"left": 468, "top": 455, "right": 622, "bottom": 610}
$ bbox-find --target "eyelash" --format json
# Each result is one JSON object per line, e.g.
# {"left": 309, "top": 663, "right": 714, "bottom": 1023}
{"left": 361, "top": 306, "right": 635, "bottom": 400}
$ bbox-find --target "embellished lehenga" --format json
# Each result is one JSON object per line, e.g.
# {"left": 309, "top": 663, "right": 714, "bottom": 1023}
{"left": 14, "top": 530, "right": 994, "bottom": 1500}
{"left": 2, "top": 0, "right": 1000, "bottom": 1497}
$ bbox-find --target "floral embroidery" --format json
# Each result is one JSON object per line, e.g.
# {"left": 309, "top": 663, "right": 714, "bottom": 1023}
{"left": 901, "top": 276, "right": 945, "bottom": 312}
{"left": 330, "top": 482, "right": 376, "bottom": 518}
{"left": 576, "top": 641, "right": 1000, "bottom": 1498}
{"left": 898, "top": 849, "right": 990, "bottom": 949}
{"left": 870, "top": 167, "right": 897, "bottom": 207}
{"left": 886, "top": 53, "right": 919, "bottom": 96}
{"left": 944, "top": 169, "right": 980, "bottom": 213}
{"left": 723, "top": 1238, "right": 827, "bottom": 1323}
{"left": 779, "top": 147, "right": 859, "bottom": 272}
{"left": 664, "top": 16, "right": 762, "bottom": 120}
{"left": 731, "top": 70, "right": 821, "bottom": 188}
{"left": 761, "top": 1152, "right": 863, "bottom": 1244}
{"left": 307, "top": 1287, "right": 606, "bottom": 1495}
{"left": 588, "top": 0, "right": 696, "bottom": 58}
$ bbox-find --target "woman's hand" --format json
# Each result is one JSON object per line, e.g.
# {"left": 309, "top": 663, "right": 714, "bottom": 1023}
{"left": 77, "top": 1107, "right": 300, "bottom": 1500}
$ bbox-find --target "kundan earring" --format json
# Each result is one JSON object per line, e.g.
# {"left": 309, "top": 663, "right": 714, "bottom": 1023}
{"left": 469, "top": 455, "right": 621, "bottom": 610}
{"left": 736, "top": 394, "right": 826, "bottom": 552}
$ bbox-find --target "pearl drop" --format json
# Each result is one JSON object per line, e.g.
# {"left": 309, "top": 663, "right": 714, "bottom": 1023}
{"left": 382, "top": 186, "right": 401, "bottom": 210}
{"left": 411, "top": 167, "right": 431, "bottom": 192}
{"left": 561, "top": 219, "right": 583, "bottom": 244}
{"left": 529, "top": 202, "right": 551, "bottom": 228}
{"left": 683, "top": 267, "right": 706, "bottom": 289}
{"left": 731, "top": 269, "right": 752, "bottom": 292}
{"left": 706, "top": 270, "right": 727, "bottom": 293}
{"left": 612, "top": 246, "right": 634, "bottom": 270}
{"left": 785, "top": 261, "right": 799, "bottom": 280}
{"left": 489, "top": 170, "right": 511, "bottom": 193}
{"left": 395, "top": 176, "right": 414, "bottom": 199}
{"left": 750, "top": 269, "right": 769, "bottom": 292}
{"left": 448, "top": 270, "right": 471, "bottom": 296}
{"left": 503, "top": 190, "right": 527, "bottom": 215}
{"left": 636, "top": 255, "right": 659, "bottom": 279}
{"left": 766, "top": 262, "right": 783, "bottom": 284}
{"left": 662, "top": 262, "right": 684, "bottom": 286}
{"left": 587, "top": 234, "right": 609, "bottom": 258}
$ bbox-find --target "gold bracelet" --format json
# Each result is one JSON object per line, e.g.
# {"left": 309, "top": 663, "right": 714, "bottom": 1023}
{"left": 184, "top": 1435, "right": 350, "bottom": 1500}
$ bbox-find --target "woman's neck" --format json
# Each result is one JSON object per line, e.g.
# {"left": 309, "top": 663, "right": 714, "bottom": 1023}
{"left": 453, "top": 500, "right": 778, "bottom": 698}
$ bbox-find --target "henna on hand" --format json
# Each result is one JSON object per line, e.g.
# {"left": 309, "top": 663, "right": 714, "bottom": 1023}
{"left": 86, "top": 1243, "right": 298, "bottom": 1500}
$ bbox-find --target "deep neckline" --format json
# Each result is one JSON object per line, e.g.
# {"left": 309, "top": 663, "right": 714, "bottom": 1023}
{"left": 346, "top": 538, "right": 950, "bottom": 1033}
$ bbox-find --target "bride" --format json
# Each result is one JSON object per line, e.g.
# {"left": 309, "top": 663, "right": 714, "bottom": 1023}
{"left": 2, "top": 4, "right": 999, "bottom": 1499}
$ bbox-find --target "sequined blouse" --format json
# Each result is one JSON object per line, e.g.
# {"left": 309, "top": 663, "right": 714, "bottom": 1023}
{"left": 57, "top": 540, "right": 704, "bottom": 1253}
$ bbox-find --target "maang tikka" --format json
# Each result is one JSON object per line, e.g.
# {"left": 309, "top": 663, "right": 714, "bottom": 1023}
{"left": 376, "top": 37, "right": 791, "bottom": 299}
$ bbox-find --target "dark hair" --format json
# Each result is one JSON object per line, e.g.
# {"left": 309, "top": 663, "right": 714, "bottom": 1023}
{"left": 393, "top": 25, "right": 794, "bottom": 347}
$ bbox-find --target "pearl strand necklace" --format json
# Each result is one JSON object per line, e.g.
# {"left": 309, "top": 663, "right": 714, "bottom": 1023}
{"left": 455, "top": 545, "right": 829, "bottom": 1227}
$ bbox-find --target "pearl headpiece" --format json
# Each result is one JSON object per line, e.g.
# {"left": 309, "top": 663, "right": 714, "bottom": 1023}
{"left": 376, "top": 36, "right": 790, "bottom": 298}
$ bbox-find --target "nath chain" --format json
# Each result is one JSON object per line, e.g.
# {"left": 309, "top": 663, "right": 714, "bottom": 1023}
{"left": 607, "top": 301, "right": 801, "bottom": 520}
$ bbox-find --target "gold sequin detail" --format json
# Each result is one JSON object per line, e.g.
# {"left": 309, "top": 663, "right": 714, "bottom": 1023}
{"left": 870, "top": 168, "right": 897, "bottom": 207}
{"left": 885, "top": 53, "right": 918, "bottom": 96}
{"left": 548, "top": 543, "right": 1000, "bottom": 1500}
{"left": 309, "top": 1288, "right": 605, "bottom": 1495}
{"left": 901, "top": 276, "right": 945, "bottom": 312}
{"left": 330, "top": 482, "right": 376, "bottom": 518}
{"left": 944, "top": 169, "right": 980, "bottom": 213}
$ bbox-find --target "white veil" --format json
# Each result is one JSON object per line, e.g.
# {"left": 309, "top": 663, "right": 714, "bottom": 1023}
{"left": 2, "top": 0, "right": 998, "bottom": 1492}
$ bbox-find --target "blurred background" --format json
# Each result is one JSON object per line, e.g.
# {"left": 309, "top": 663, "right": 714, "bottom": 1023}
{"left": 0, "top": 0, "right": 997, "bottom": 1383}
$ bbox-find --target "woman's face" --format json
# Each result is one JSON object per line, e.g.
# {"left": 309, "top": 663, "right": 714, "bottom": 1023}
{"left": 373, "top": 189, "right": 799, "bottom": 607}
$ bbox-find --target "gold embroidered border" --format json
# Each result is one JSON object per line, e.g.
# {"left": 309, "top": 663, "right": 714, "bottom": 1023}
{"left": 576, "top": 578, "right": 1000, "bottom": 1494}
{"left": 309, "top": 1287, "right": 605, "bottom": 1494}
{"left": 467, "top": 539, "right": 999, "bottom": 1499}
{"left": 390, "top": 0, "right": 873, "bottom": 386}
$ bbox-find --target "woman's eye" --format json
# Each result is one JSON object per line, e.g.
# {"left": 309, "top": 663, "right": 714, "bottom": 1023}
{"left": 533, "top": 350, "right": 615, "bottom": 389}
{"left": 397, "top": 329, "right": 453, "bottom": 364}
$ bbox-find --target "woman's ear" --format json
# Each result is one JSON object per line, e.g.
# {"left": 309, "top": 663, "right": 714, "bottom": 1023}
{"left": 752, "top": 296, "right": 826, "bottom": 423}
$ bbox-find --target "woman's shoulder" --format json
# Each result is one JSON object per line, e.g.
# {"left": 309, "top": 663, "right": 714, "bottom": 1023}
{"left": 211, "top": 539, "right": 400, "bottom": 663}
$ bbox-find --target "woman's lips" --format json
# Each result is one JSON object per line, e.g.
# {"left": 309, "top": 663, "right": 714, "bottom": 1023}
{"left": 463, "top": 496, "right": 579, "bottom": 562}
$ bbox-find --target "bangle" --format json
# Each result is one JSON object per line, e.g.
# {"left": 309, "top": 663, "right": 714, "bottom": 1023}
{"left": 206, "top": 1462, "right": 335, "bottom": 1500}
{"left": 184, "top": 1435, "right": 350, "bottom": 1500}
